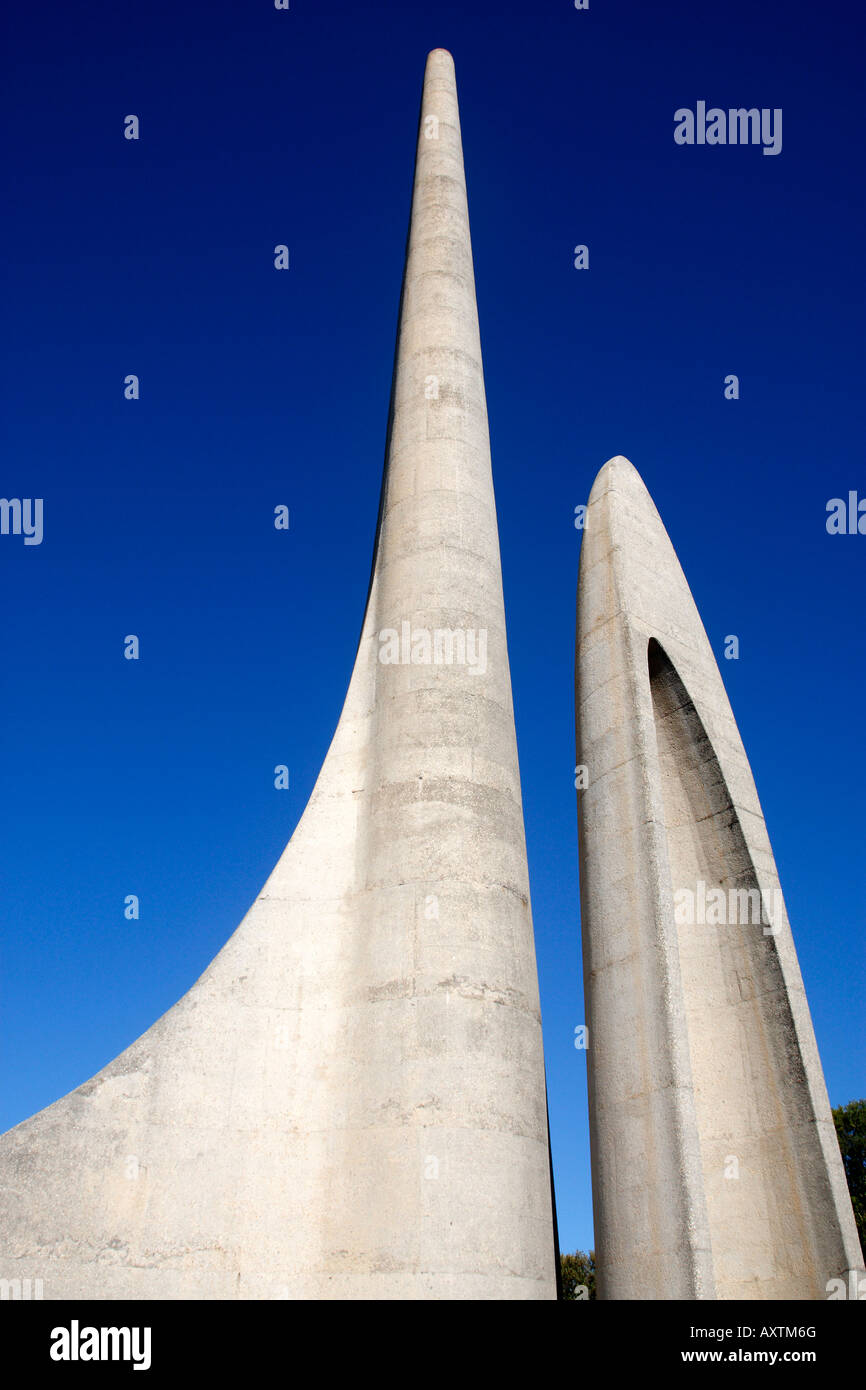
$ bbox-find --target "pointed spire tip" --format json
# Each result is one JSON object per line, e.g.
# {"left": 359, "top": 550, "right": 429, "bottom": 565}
{"left": 425, "top": 47, "right": 455, "bottom": 74}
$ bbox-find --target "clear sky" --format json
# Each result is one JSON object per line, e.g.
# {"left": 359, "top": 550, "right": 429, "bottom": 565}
{"left": 2, "top": 0, "right": 863, "bottom": 1257}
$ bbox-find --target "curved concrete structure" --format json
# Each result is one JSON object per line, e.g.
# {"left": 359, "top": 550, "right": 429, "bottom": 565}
{"left": 0, "top": 50, "right": 558, "bottom": 1300}
{"left": 576, "top": 455, "right": 864, "bottom": 1300}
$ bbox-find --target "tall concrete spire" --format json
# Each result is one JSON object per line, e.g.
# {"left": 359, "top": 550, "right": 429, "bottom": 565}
{"left": 0, "top": 50, "right": 557, "bottom": 1300}
{"left": 576, "top": 455, "right": 864, "bottom": 1300}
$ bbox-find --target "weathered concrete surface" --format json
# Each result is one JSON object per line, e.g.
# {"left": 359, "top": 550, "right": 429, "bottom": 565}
{"left": 576, "top": 455, "right": 864, "bottom": 1300}
{"left": 0, "top": 50, "right": 557, "bottom": 1300}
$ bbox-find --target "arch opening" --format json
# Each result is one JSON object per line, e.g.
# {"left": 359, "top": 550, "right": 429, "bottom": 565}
{"left": 648, "top": 638, "right": 820, "bottom": 1298}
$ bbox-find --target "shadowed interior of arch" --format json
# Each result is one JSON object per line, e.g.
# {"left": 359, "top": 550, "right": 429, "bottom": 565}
{"left": 647, "top": 637, "right": 823, "bottom": 1298}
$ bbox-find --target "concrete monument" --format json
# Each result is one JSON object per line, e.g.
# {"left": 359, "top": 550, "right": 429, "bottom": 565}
{"left": 0, "top": 49, "right": 558, "bottom": 1301}
{"left": 575, "top": 454, "right": 864, "bottom": 1299}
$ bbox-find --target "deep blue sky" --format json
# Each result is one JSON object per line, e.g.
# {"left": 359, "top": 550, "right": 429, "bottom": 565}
{"left": 2, "top": 0, "right": 863, "bottom": 1258}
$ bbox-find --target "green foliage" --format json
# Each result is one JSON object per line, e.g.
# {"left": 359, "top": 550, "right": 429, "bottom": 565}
{"left": 833, "top": 1098, "right": 866, "bottom": 1253}
{"left": 560, "top": 1249, "right": 596, "bottom": 1300}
